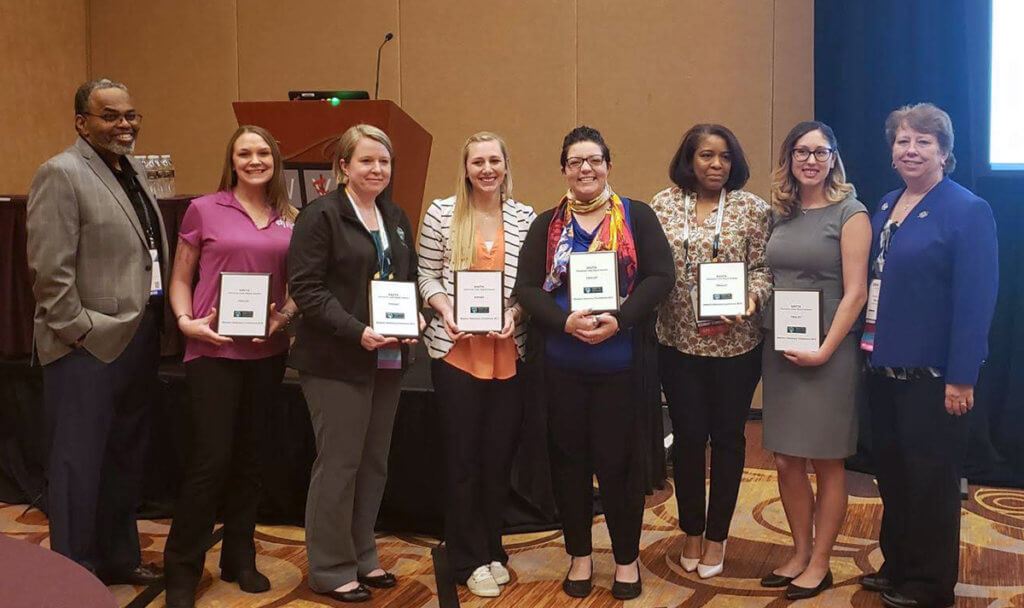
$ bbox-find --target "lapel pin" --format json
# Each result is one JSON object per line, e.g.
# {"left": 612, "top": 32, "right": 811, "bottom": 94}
{"left": 918, "top": 211, "right": 929, "bottom": 219}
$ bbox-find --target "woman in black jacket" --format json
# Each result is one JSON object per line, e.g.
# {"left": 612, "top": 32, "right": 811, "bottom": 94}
{"left": 287, "top": 124, "right": 421, "bottom": 603}
{"left": 514, "top": 126, "right": 673, "bottom": 601}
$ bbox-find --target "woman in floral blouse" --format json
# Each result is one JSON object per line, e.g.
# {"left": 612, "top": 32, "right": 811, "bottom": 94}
{"left": 651, "top": 123, "right": 772, "bottom": 579}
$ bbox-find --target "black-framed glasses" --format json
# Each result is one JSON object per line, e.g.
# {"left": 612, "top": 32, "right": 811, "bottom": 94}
{"left": 82, "top": 111, "right": 143, "bottom": 125}
{"left": 792, "top": 147, "right": 833, "bottom": 162}
{"left": 565, "top": 155, "right": 606, "bottom": 171}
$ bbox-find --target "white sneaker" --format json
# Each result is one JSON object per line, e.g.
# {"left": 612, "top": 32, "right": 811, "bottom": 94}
{"left": 490, "top": 561, "right": 510, "bottom": 585}
{"left": 467, "top": 565, "right": 500, "bottom": 597}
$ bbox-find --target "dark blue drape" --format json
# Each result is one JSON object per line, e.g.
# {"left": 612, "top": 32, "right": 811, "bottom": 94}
{"left": 815, "top": 0, "right": 1024, "bottom": 486}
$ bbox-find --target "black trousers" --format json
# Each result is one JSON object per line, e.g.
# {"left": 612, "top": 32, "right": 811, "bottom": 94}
{"left": 869, "top": 373, "right": 966, "bottom": 607}
{"left": 546, "top": 365, "right": 644, "bottom": 565}
{"left": 43, "top": 308, "right": 160, "bottom": 573}
{"left": 432, "top": 359, "right": 523, "bottom": 582}
{"left": 163, "top": 353, "right": 287, "bottom": 589}
{"left": 660, "top": 343, "right": 762, "bottom": 542}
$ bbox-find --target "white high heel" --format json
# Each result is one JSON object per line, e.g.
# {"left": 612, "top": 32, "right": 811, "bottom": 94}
{"left": 697, "top": 540, "right": 727, "bottom": 579}
{"left": 679, "top": 535, "right": 702, "bottom": 573}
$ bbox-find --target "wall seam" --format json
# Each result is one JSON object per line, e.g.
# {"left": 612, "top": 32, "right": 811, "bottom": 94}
{"left": 573, "top": 0, "right": 578, "bottom": 126}
{"left": 397, "top": 0, "right": 402, "bottom": 105}
{"left": 85, "top": 0, "right": 92, "bottom": 78}
{"left": 235, "top": 0, "right": 241, "bottom": 101}
{"left": 770, "top": 0, "right": 777, "bottom": 178}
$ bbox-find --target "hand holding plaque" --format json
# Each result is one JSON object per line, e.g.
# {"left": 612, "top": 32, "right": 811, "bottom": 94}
{"left": 697, "top": 262, "right": 747, "bottom": 319}
{"left": 217, "top": 272, "right": 271, "bottom": 337}
{"left": 369, "top": 280, "right": 420, "bottom": 338}
{"left": 568, "top": 251, "right": 619, "bottom": 313}
{"left": 773, "top": 288, "right": 823, "bottom": 352}
{"left": 454, "top": 271, "right": 504, "bottom": 333}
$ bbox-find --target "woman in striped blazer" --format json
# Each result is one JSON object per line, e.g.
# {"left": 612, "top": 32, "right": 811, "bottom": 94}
{"left": 417, "top": 132, "right": 536, "bottom": 598}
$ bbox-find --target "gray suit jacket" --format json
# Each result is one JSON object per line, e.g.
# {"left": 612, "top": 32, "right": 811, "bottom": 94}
{"left": 26, "top": 137, "right": 170, "bottom": 365}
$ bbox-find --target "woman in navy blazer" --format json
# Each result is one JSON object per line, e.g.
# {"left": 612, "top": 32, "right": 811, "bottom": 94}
{"left": 860, "top": 103, "right": 998, "bottom": 608}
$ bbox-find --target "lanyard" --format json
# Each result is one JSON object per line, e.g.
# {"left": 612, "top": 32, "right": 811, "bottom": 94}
{"left": 683, "top": 189, "right": 726, "bottom": 269}
{"left": 348, "top": 189, "right": 391, "bottom": 276}
{"left": 122, "top": 171, "right": 158, "bottom": 250}
{"left": 348, "top": 190, "right": 389, "bottom": 249}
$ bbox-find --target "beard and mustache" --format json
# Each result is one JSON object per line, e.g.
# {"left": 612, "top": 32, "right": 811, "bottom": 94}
{"left": 99, "top": 134, "right": 137, "bottom": 157}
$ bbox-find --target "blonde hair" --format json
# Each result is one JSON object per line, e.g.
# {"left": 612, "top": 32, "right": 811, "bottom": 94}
{"left": 770, "top": 121, "right": 854, "bottom": 217}
{"left": 332, "top": 124, "right": 393, "bottom": 185}
{"left": 450, "top": 132, "right": 514, "bottom": 271}
{"left": 218, "top": 125, "right": 297, "bottom": 222}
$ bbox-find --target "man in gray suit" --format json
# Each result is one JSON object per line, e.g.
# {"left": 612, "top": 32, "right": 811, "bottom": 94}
{"left": 26, "top": 78, "right": 168, "bottom": 585}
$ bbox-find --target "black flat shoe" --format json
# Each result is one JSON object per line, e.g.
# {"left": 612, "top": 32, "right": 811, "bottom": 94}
{"left": 562, "top": 557, "right": 593, "bottom": 598}
{"left": 98, "top": 563, "right": 164, "bottom": 586}
{"left": 358, "top": 571, "right": 397, "bottom": 588}
{"left": 562, "top": 575, "right": 593, "bottom": 598}
{"left": 785, "top": 570, "right": 833, "bottom": 600}
{"left": 861, "top": 571, "right": 894, "bottom": 593}
{"left": 321, "top": 584, "right": 372, "bottom": 603}
{"left": 760, "top": 571, "right": 797, "bottom": 588}
{"left": 221, "top": 567, "right": 270, "bottom": 593}
{"left": 611, "top": 563, "right": 642, "bottom": 601}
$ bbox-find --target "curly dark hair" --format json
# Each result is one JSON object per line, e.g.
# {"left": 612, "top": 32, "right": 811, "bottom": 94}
{"left": 559, "top": 125, "right": 611, "bottom": 169}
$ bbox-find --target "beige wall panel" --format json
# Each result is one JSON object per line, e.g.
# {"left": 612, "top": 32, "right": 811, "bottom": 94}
{"left": 89, "top": 1, "right": 238, "bottom": 195}
{"left": 398, "top": 0, "right": 577, "bottom": 221}
{"left": 237, "top": 0, "right": 400, "bottom": 103}
{"left": 0, "top": 1, "right": 88, "bottom": 192}
{"left": 578, "top": 0, "right": 775, "bottom": 202}
{"left": 771, "top": 0, "right": 815, "bottom": 166}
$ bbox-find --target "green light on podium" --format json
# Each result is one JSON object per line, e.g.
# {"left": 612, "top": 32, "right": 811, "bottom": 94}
{"left": 330, "top": 97, "right": 341, "bottom": 106}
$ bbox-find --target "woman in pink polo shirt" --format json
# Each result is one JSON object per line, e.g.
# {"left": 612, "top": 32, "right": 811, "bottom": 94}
{"left": 163, "top": 125, "right": 298, "bottom": 608}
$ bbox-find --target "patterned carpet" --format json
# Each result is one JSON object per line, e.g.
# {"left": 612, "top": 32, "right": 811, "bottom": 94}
{"left": 2, "top": 422, "right": 1023, "bottom": 607}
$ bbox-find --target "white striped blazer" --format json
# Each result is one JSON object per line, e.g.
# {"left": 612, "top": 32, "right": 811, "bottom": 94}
{"left": 417, "top": 196, "right": 537, "bottom": 359}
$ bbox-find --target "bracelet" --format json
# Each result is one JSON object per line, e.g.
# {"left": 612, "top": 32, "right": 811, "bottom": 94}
{"left": 281, "top": 309, "right": 297, "bottom": 327}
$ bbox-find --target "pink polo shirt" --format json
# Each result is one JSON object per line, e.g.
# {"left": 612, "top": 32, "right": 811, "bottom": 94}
{"left": 178, "top": 190, "right": 293, "bottom": 362}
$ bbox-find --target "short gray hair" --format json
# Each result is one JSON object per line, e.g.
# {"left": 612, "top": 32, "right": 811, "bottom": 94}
{"left": 74, "top": 78, "right": 129, "bottom": 116}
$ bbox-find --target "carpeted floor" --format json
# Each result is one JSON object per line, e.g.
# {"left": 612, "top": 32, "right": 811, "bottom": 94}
{"left": 2, "top": 421, "right": 1023, "bottom": 607}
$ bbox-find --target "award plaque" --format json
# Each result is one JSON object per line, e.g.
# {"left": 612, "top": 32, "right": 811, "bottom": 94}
{"left": 217, "top": 272, "right": 271, "bottom": 337}
{"left": 369, "top": 280, "right": 420, "bottom": 338}
{"left": 697, "top": 262, "right": 747, "bottom": 319}
{"left": 773, "top": 288, "right": 823, "bottom": 352}
{"left": 568, "top": 251, "right": 619, "bottom": 312}
{"left": 454, "top": 270, "right": 504, "bottom": 333}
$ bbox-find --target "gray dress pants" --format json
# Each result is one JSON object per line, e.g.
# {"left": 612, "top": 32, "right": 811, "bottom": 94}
{"left": 299, "top": 369, "right": 402, "bottom": 592}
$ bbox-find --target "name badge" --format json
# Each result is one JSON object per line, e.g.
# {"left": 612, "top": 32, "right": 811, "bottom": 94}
{"left": 377, "top": 346, "right": 402, "bottom": 369}
{"left": 149, "top": 249, "right": 163, "bottom": 296}
{"left": 860, "top": 279, "right": 882, "bottom": 352}
{"left": 865, "top": 279, "right": 881, "bottom": 323}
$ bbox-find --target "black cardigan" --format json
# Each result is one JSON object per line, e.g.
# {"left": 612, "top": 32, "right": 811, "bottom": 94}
{"left": 515, "top": 199, "right": 674, "bottom": 338}
{"left": 513, "top": 198, "right": 674, "bottom": 491}
{"left": 287, "top": 188, "right": 417, "bottom": 383}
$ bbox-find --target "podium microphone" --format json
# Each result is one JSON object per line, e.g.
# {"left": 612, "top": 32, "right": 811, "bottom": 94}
{"left": 375, "top": 32, "right": 395, "bottom": 100}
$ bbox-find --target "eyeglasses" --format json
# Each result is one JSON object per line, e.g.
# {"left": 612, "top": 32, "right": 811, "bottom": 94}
{"left": 792, "top": 147, "right": 833, "bottom": 162}
{"left": 82, "top": 111, "right": 143, "bottom": 125}
{"left": 565, "top": 155, "right": 606, "bottom": 171}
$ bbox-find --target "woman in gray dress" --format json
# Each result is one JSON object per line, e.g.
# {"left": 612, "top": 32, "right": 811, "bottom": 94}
{"left": 759, "top": 122, "right": 871, "bottom": 600}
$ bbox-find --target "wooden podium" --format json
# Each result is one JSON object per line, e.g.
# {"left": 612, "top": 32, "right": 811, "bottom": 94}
{"left": 232, "top": 100, "right": 432, "bottom": 222}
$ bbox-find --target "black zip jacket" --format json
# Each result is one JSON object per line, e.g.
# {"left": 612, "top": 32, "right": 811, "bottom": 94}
{"left": 288, "top": 188, "right": 417, "bottom": 382}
